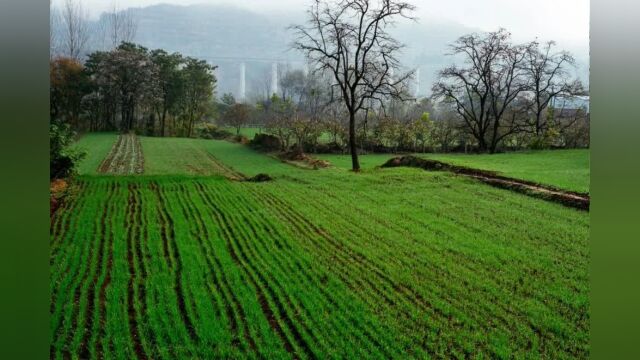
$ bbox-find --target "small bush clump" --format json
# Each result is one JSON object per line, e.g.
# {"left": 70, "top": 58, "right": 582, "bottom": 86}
{"left": 194, "top": 123, "right": 233, "bottom": 140}
{"left": 50, "top": 122, "right": 85, "bottom": 179}
{"left": 249, "top": 133, "right": 282, "bottom": 152}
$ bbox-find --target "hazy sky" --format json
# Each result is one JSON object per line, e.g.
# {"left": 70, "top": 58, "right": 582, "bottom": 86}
{"left": 53, "top": 0, "right": 589, "bottom": 46}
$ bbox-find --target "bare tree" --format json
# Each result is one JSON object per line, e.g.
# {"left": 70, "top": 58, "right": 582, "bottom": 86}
{"left": 94, "top": 12, "right": 109, "bottom": 51}
{"left": 61, "top": 0, "right": 89, "bottom": 60}
{"left": 291, "top": 0, "right": 415, "bottom": 171}
{"left": 524, "top": 40, "right": 578, "bottom": 136}
{"left": 255, "top": 66, "right": 275, "bottom": 101}
{"left": 432, "top": 29, "right": 529, "bottom": 153}
{"left": 50, "top": 2, "right": 60, "bottom": 59}
{"left": 108, "top": 1, "right": 138, "bottom": 48}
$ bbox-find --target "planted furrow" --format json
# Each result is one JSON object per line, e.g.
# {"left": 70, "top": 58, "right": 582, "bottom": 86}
{"left": 195, "top": 183, "right": 307, "bottom": 359}
{"left": 287, "top": 188, "right": 501, "bottom": 333}
{"left": 188, "top": 183, "right": 294, "bottom": 358}
{"left": 75, "top": 182, "right": 116, "bottom": 359}
{"left": 116, "top": 134, "right": 130, "bottom": 174}
{"left": 126, "top": 184, "right": 147, "bottom": 359}
{"left": 134, "top": 135, "right": 144, "bottom": 174}
{"left": 112, "top": 134, "right": 127, "bottom": 173}
{"left": 117, "top": 134, "right": 129, "bottom": 174}
{"left": 132, "top": 184, "right": 157, "bottom": 357}
{"left": 50, "top": 184, "right": 97, "bottom": 314}
{"left": 50, "top": 183, "right": 100, "bottom": 359}
{"left": 95, "top": 182, "right": 117, "bottom": 358}
{"left": 129, "top": 135, "right": 137, "bottom": 174}
{"left": 205, "top": 152, "right": 245, "bottom": 180}
{"left": 253, "top": 188, "right": 459, "bottom": 354}
{"left": 50, "top": 183, "right": 95, "bottom": 267}
{"left": 98, "top": 135, "right": 123, "bottom": 173}
{"left": 206, "top": 194, "right": 327, "bottom": 357}
{"left": 329, "top": 186, "right": 562, "bottom": 339}
{"left": 175, "top": 184, "right": 253, "bottom": 352}
{"left": 152, "top": 182, "right": 199, "bottom": 344}
{"left": 288, "top": 193, "right": 492, "bottom": 352}
{"left": 50, "top": 182, "right": 87, "bottom": 251}
{"left": 52, "top": 183, "right": 111, "bottom": 359}
{"left": 248, "top": 187, "right": 390, "bottom": 300}
{"left": 138, "top": 184, "right": 182, "bottom": 359}
{"left": 171, "top": 185, "right": 235, "bottom": 341}
{"left": 216, "top": 184, "right": 391, "bottom": 357}
{"left": 274, "top": 181, "right": 577, "bottom": 355}
{"left": 151, "top": 183, "right": 174, "bottom": 268}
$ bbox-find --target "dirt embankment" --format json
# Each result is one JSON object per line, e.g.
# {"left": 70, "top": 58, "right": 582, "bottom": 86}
{"left": 382, "top": 156, "right": 590, "bottom": 211}
{"left": 275, "top": 150, "right": 331, "bottom": 170}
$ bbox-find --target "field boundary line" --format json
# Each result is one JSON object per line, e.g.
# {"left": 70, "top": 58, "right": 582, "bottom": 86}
{"left": 382, "top": 156, "right": 590, "bottom": 210}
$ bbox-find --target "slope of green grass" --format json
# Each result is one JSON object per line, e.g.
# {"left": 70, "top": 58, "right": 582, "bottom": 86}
{"left": 52, "top": 135, "right": 590, "bottom": 359}
{"left": 73, "top": 133, "right": 118, "bottom": 175}
{"left": 318, "top": 149, "right": 590, "bottom": 193}
{"left": 423, "top": 149, "right": 590, "bottom": 193}
{"left": 140, "top": 136, "right": 291, "bottom": 177}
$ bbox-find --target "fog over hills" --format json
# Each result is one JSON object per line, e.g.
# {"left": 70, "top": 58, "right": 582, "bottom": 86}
{"left": 83, "top": 3, "right": 589, "bottom": 99}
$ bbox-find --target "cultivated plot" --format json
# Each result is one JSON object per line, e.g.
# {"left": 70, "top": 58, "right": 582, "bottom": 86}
{"left": 98, "top": 133, "right": 145, "bottom": 175}
{"left": 52, "top": 139, "right": 590, "bottom": 359}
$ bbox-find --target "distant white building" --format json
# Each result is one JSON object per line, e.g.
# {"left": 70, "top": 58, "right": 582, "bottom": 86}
{"left": 552, "top": 95, "right": 590, "bottom": 113}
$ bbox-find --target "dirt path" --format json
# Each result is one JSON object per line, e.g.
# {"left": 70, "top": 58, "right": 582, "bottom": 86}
{"left": 98, "top": 133, "right": 145, "bottom": 175}
{"left": 382, "top": 156, "right": 590, "bottom": 210}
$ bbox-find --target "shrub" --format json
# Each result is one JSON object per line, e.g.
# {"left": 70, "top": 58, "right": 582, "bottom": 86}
{"left": 50, "top": 122, "right": 85, "bottom": 179}
{"left": 249, "top": 133, "right": 282, "bottom": 151}
{"left": 194, "top": 123, "right": 232, "bottom": 139}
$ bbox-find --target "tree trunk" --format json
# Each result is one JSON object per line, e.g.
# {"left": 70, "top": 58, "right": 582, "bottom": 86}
{"left": 160, "top": 109, "right": 167, "bottom": 137}
{"left": 349, "top": 112, "right": 360, "bottom": 171}
{"left": 477, "top": 137, "right": 487, "bottom": 153}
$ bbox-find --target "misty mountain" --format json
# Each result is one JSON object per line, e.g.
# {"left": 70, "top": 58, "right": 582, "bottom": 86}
{"left": 84, "top": 3, "right": 588, "bottom": 99}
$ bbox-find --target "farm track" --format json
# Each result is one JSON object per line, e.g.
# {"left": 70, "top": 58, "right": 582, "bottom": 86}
{"left": 98, "top": 133, "right": 144, "bottom": 175}
{"left": 51, "top": 174, "right": 589, "bottom": 359}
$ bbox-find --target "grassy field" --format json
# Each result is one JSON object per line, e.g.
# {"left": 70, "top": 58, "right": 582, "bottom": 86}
{"left": 318, "top": 149, "right": 589, "bottom": 193}
{"left": 52, "top": 135, "right": 589, "bottom": 359}
{"left": 317, "top": 153, "right": 398, "bottom": 170}
{"left": 424, "top": 150, "right": 590, "bottom": 193}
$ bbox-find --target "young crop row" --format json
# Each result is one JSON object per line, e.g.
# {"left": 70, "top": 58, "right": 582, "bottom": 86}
{"left": 241, "top": 169, "right": 590, "bottom": 359}
{"left": 50, "top": 178, "right": 414, "bottom": 359}
{"left": 50, "top": 166, "right": 589, "bottom": 359}
{"left": 98, "top": 133, "right": 144, "bottom": 175}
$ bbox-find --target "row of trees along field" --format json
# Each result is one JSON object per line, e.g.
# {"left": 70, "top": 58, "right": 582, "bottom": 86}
{"left": 50, "top": 0, "right": 589, "bottom": 173}
{"left": 50, "top": 42, "right": 216, "bottom": 137}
